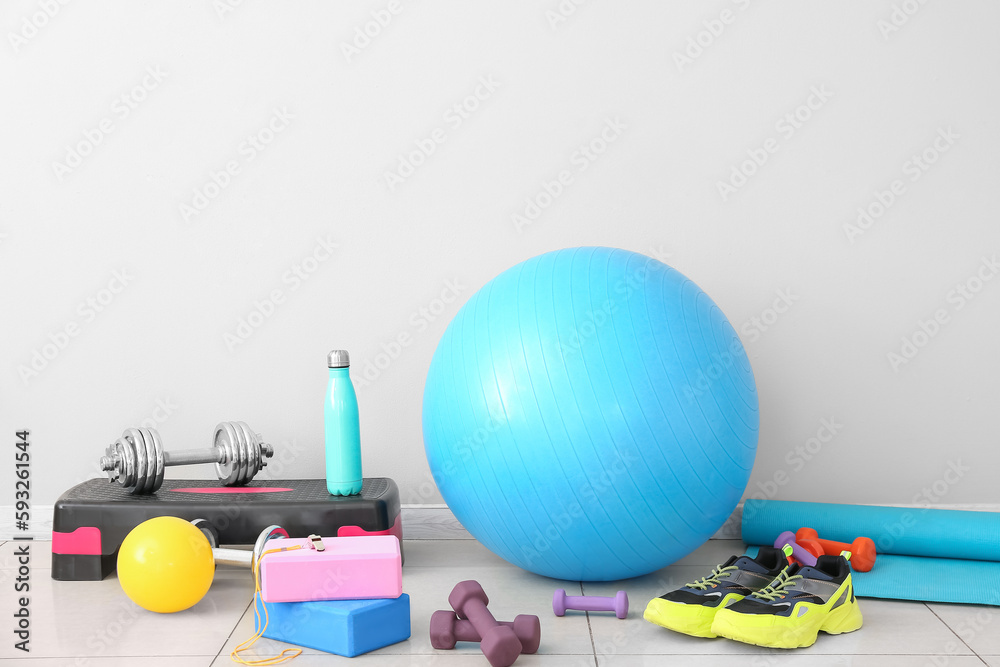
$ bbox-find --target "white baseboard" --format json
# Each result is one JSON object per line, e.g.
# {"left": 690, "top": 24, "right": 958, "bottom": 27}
{"left": 5, "top": 502, "right": 998, "bottom": 542}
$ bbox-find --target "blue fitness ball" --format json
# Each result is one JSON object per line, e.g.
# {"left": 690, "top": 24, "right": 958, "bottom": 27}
{"left": 422, "top": 247, "right": 758, "bottom": 581}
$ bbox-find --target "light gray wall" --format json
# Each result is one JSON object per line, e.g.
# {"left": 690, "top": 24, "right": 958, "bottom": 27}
{"left": 3, "top": 1, "right": 998, "bottom": 510}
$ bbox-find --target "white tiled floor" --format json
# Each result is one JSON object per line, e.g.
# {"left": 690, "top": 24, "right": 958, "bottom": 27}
{"left": 2, "top": 539, "right": 998, "bottom": 665}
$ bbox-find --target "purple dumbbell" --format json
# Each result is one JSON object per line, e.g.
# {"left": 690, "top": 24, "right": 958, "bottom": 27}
{"left": 775, "top": 530, "right": 818, "bottom": 567}
{"left": 552, "top": 589, "right": 628, "bottom": 619}
{"left": 429, "top": 609, "right": 541, "bottom": 653}
{"left": 449, "top": 580, "right": 522, "bottom": 667}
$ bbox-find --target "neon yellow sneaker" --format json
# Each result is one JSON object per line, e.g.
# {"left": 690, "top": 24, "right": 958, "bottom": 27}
{"left": 643, "top": 547, "right": 789, "bottom": 638}
{"left": 710, "top": 553, "right": 863, "bottom": 649}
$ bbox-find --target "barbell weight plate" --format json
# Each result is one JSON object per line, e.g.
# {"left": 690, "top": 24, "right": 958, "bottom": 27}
{"left": 213, "top": 422, "right": 235, "bottom": 485}
{"left": 232, "top": 421, "right": 251, "bottom": 485}
{"left": 151, "top": 428, "right": 165, "bottom": 492}
{"left": 140, "top": 427, "right": 165, "bottom": 493}
{"left": 226, "top": 421, "right": 246, "bottom": 486}
{"left": 228, "top": 421, "right": 248, "bottom": 485}
{"left": 118, "top": 430, "right": 140, "bottom": 493}
{"left": 123, "top": 428, "right": 152, "bottom": 495}
{"left": 107, "top": 438, "right": 133, "bottom": 489}
{"left": 136, "top": 428, "right": 156, "bottom": 494}
{"left": 214, "top": 421, "right": 249, "bottom": 486}
{"left": 236, "top": 421, "right": 259, "bottom": 482}
{"left": 119, "top": 438, "right": 137, "bottom": 490}
{"left": 139, "top": 428, "right": 158, "bottom": 494}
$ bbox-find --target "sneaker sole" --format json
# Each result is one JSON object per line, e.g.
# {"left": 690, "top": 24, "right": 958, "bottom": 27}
{"left": 643, "top": 593, "right": 745, "bottom": 639}
{"left": 710, "top": 582, "right": 863, "bottom": 649}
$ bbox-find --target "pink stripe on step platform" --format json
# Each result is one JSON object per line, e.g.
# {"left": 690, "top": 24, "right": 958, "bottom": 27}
{"left": 52, "top": 527, "right": 102, "bottom": 555}
{"left": 338, "top": 513, "right": 403, "bottom": 540}
{"left": 171, "top": 487, "right": 294, "bottom": 494}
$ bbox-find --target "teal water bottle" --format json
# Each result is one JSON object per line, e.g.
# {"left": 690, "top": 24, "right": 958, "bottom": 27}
{"left": 325, "top": 349, "right": 363, "bottom": 496}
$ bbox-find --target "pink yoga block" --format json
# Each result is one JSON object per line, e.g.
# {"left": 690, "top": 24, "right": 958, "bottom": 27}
{"left": 259, "top": 535, "right": 402, "bottom": 603}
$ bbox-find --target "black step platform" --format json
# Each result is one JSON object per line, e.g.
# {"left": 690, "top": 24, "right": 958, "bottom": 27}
{"left": 51, "top": 478, "right": 402, "bottom": 581}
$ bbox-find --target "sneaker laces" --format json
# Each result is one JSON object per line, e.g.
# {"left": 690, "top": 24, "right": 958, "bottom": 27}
{"left": 750, "top": 568, "right": 803, "bottom": 602}
{"left": 685, "top": 564, "right": 738, "bottom": 590}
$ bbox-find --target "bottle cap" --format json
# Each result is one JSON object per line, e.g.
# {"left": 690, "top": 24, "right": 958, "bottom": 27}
{"left": 328, "top": 350, "right": 350, "bottom": 368}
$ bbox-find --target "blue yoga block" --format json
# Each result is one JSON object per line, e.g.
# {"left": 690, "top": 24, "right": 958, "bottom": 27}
{"left": 254, "top": 593, "right": 410, "bottom": 657}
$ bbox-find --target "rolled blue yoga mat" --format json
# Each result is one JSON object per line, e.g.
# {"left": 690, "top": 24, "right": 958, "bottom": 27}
{"left": 741, "top": 500, "right": 1000, "bottom": 606}
{"left": 852, "top": 556, "right": 1000, "bottom": 606}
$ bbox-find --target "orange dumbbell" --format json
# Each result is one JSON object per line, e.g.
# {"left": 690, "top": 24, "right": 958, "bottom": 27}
{"left": 795, "top": 528, "right": 877, "bottom": 572}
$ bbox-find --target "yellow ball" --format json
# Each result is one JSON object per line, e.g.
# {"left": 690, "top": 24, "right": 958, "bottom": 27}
{"left": 117, "top": 516, "right": 215, "bottom": 613}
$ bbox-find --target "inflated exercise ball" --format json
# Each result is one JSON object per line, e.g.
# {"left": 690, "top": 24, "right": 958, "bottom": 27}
{"left": 117, "top": 516, "right": 215, "bottom": 613}
{"left": 422, "top": 247, "right": 758, "bottom": 581}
